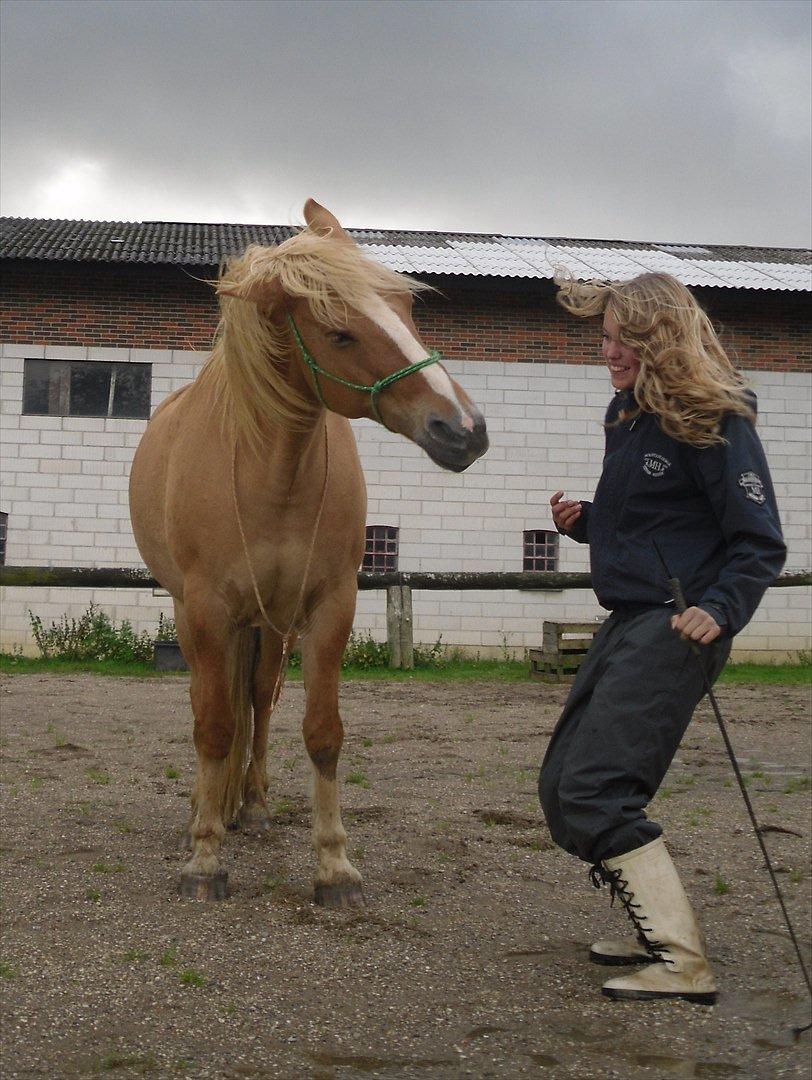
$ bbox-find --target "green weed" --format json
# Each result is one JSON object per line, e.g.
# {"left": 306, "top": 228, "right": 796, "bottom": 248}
{"left": 346, "top": 770, "right": 370, "bottom": 788}
{"left": 713, "top": 874, "right": 731, "bottom": 896}
{"left": 121, "top": 948, "right": 149, "bottom": 962}
{"left": 784, "top": 776, "right": 810, "bottom": 795}
{"left": 159, "top": 946, "right": 178, "bottom": 968}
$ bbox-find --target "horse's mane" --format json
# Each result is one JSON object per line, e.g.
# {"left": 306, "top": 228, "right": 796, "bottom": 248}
{"left": 198, "top": 227, "right": 429, "bottom": 451}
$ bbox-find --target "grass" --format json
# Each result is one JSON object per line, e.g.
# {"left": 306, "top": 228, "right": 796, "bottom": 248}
{"left": 713, "top": 874, "right": 731, "bottom": 896}
{"left": 85, "top": 768, "right": 110, "bottom": 786}
{"left": 100, "top": 1051, "right": 156, "bottom": 1072}
{"left": 346, "top": 770, "right": 370, "bottom": 788}
{"left": 2, "top": 652, "right": 809, "bottom": 684}
{"left": 783, "top": 776, "right": 810, "bottom": 795}
{"left": 159, "top": 946, "right": 178, "bottom": 968}
{"left": 716, "top": 662, "right": 811, "bottom": 686}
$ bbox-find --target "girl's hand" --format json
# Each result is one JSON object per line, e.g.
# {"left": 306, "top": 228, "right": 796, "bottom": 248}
{"left": 671, "top": 607, "right": 721, "bottom": 644}
{"left": 550, "top": 490, "right": 582, "bottom": 534}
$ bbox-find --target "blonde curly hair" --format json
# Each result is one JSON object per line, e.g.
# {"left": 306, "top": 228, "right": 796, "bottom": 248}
{"left": 556, "top": 272, "right": 755, "bottom": 447}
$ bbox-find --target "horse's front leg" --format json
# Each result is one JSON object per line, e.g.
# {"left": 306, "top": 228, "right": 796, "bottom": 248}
{"left": 301, "top": 598, "right": 363, "bottom": 909}
{"left": 176, "top": 595, "right": 247, "bottom": 900}
{"left": 237, "top": 628, "right": 284, "bottom": 833}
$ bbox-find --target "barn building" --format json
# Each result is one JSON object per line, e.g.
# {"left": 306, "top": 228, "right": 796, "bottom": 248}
{"left": 1, "top": 218, "right": 810, "bottom": 660}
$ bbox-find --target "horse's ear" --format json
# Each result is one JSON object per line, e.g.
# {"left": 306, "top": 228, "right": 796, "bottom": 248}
{"left": 303, "top": 198, "right": 354, "bottom": 243}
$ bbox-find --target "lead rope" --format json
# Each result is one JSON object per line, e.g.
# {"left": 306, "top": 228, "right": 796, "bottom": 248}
{"left": 231, "top": 420, "right": 330, "bottom": 715}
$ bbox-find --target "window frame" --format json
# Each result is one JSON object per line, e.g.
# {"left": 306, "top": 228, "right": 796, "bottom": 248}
{"left": 362, "top": 524, "right": 399, "bottom": 574}
{"left": 522, "top": 528, "right": 559, "bottom": 573}
{"left": 22, "top": 358, "right": 152, "bottom": 420}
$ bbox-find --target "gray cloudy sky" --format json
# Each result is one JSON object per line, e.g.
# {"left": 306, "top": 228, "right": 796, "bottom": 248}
{"left": 1, "top": 0, "right": 810, "bottom": 246}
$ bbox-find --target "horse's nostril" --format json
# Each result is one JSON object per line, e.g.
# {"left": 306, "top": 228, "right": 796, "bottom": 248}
{"left": 427, "top": 416, "right": 468, "bottom": 447}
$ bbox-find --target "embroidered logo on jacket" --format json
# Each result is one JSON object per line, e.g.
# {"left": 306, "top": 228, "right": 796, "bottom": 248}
{"left": 738, "top": 471, "right": 766, "bottom": 504}
{"left": 643, "top": 452, "right": 672, "bottom": 477}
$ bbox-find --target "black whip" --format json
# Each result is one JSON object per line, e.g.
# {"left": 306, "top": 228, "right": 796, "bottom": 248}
{"left": 652, "top": 541, "right": 811, "bottom": 1037}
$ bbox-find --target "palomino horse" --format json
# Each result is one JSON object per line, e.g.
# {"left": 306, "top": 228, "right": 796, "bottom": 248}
{"left": 129, "top": 200, "right": 488, "bottom": 906}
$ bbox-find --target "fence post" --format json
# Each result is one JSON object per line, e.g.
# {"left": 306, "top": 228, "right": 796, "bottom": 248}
{"left": 400, "top": 585, "right": 414, "bottom": 670}
{"left": 386, "top": 585, "right": 403, "bottom": 669}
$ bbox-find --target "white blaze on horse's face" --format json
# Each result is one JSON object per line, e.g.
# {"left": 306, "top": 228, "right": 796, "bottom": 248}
{"left": 359, "top": 294, "right": 488, "bottom": 472}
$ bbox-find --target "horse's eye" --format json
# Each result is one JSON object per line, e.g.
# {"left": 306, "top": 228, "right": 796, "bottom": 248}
{"left": 327, "top": 331, "right": 354, "bottom": 347}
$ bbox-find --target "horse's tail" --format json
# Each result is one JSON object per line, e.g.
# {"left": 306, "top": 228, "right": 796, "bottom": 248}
{"left": 221, "top": 625, "right": 259, "bottom": 825}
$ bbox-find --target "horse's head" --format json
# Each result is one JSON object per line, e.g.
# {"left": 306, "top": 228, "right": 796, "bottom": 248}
{"left": 217, "top": 199, "right": 488, "bottom": 472}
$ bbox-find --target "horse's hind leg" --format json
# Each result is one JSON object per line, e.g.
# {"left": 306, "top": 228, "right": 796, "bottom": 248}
{"left": 301, "top": 599, "right": 363, "bottom": 909}
{"left": 237, "top": 628, "right": 284, "bottom": 833}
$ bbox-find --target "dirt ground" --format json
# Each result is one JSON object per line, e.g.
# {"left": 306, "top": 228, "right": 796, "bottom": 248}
{"left": 0, "top": 673, "right": 810, "bottom": 1079}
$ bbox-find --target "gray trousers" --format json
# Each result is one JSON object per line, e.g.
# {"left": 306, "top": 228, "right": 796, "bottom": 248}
{"left": 538, "top": 607, "right": 730, "bottom": 865}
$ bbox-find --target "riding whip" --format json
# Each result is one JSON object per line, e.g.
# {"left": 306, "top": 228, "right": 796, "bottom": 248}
{"left": 652, "top": 540, "right": 811, "bottom": 1037}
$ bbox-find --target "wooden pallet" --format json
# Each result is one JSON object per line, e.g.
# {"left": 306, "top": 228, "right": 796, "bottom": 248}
{"left": 529, "top": 621, "right": 602, "bottom": 683}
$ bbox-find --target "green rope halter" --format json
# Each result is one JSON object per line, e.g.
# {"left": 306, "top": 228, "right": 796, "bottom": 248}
{"left": 287, "top": 315, "right": 442, "bottom": 426}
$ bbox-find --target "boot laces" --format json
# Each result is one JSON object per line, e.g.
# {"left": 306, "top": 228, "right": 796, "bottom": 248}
{"left": 589, "top": 863, "right": 673, "bottom": 965}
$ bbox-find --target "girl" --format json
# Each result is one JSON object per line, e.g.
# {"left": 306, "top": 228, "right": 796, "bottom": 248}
{"left": 539, "top": 272, "right": 786, "bottom": 1004}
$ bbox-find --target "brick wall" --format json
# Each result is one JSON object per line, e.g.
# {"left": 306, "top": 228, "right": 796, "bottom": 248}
{"left": 1, "top": 261, "right": 810, "bottom": 372}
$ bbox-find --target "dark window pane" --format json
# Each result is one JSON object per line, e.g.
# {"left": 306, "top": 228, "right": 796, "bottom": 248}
{"left": 363, "top": 525, "right": 399, "bottom": 572}
{"left": 0, "top": 511, "right": 7, "bottom": 565}
{"left": 523, "top": 529, "right": 558, "bottom": 572}
{"left": 22, "top": 359, "right": 54, "bottom": 414}
{"left": 69, "top": 362, "right": 112, "bottom": 417}
{"left": 113, "top": 364, "right": 151, "bottom": 418}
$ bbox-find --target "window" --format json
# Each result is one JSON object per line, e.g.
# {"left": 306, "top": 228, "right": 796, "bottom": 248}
{"left": 0, "top": 512, "right": 7, "bottom": 565}
{"left": 523, "top": 529, "right": 559, "bottom": 572}
{"left": 23, "top": 359, "right": 151, "bottom": 419}
{"left": 362, "top": 525, "right": 399, "bottom": 572}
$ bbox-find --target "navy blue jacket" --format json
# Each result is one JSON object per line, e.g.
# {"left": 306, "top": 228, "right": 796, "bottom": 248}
{"left": 567, "top": 391, "right": 786, "bottom": 636}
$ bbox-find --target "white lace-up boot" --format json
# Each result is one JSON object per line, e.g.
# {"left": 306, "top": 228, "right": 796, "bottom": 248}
{"left": 594, "top": 836, "right": 717, "bottom": 1004}
{"left": 589, "top": 934, "right": 650, "bottom": 966}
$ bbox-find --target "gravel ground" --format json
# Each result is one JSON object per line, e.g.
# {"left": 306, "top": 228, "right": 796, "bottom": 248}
{"left": 0, "top": 673, "right": 810, "bottom": 1079}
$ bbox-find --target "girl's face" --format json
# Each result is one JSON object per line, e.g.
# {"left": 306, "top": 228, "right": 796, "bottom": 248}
{"left": 602, "top": 311, "right": 641, "bottom": 391}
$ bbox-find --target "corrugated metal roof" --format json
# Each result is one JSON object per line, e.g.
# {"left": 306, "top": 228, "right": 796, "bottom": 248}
{"left": 1, "top": 216, "right": 809, "bottom": 292}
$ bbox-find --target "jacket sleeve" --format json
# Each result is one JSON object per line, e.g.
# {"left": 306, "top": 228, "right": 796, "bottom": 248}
{"left": 690, "top": 411, "right": 786, "bottom": 636}
{"left": 556, "top": 394, "right": 618, "bottom": 545}
{"left": 556, "top": 501, "right": 591, "bottom": 544}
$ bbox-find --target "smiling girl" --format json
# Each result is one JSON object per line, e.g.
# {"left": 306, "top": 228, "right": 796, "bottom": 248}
{"left": 539, "top": 272, "right": 786, "bottom": 1005}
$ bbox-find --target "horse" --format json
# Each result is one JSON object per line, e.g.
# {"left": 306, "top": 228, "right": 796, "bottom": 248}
{"left": 129, "top": 200, "right": 488, "bottom": 906}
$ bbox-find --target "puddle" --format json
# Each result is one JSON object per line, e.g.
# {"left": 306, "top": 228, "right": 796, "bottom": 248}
{"left": 753, "top": 1035, "right": 795, "bottom": 1050}
{"left": 718, "top": 988, "right": 802, "bottom": 1023}
{"left": 695, "top": 1065, "right": 742, "bottom": 1077}
{"left": 633, "top": 1056, "right": 697, "bottom": 1076}
{"left": 528, "top": 1052, "right": 560, "bottom": 1067}
{"left": 306, "top": 1051, "right": 454, "bottom": 1075}
{"left": 458, "top": 1025, "right": 509, "bottom": 1043}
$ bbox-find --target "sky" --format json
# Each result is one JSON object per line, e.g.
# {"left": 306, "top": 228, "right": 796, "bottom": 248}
{"left": 1, "top": 0, "right": 810, "bottom": 247}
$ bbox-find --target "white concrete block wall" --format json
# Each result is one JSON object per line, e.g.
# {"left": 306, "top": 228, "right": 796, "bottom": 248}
{"left": 1, "top": 344, "right": 809, "bottom": 660}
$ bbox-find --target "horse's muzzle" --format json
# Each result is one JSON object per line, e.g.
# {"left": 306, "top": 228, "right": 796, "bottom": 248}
{"left": 417, "top": 411, "right": 489, "bottom": 472}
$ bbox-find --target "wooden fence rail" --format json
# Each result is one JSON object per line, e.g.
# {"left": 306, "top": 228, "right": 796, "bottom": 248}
{"left": 2, "top": 566, "right": 810, "bottom": 669}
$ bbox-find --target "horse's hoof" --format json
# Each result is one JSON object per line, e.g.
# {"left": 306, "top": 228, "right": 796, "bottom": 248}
{"left": 237, "top": 807, "right": 272, "bottom": 834}
{"left": 179, "top": 869, "right": 229, "bottom": 901}
{"left": 314, "top": 882, "right": 365, "bottom": 910}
